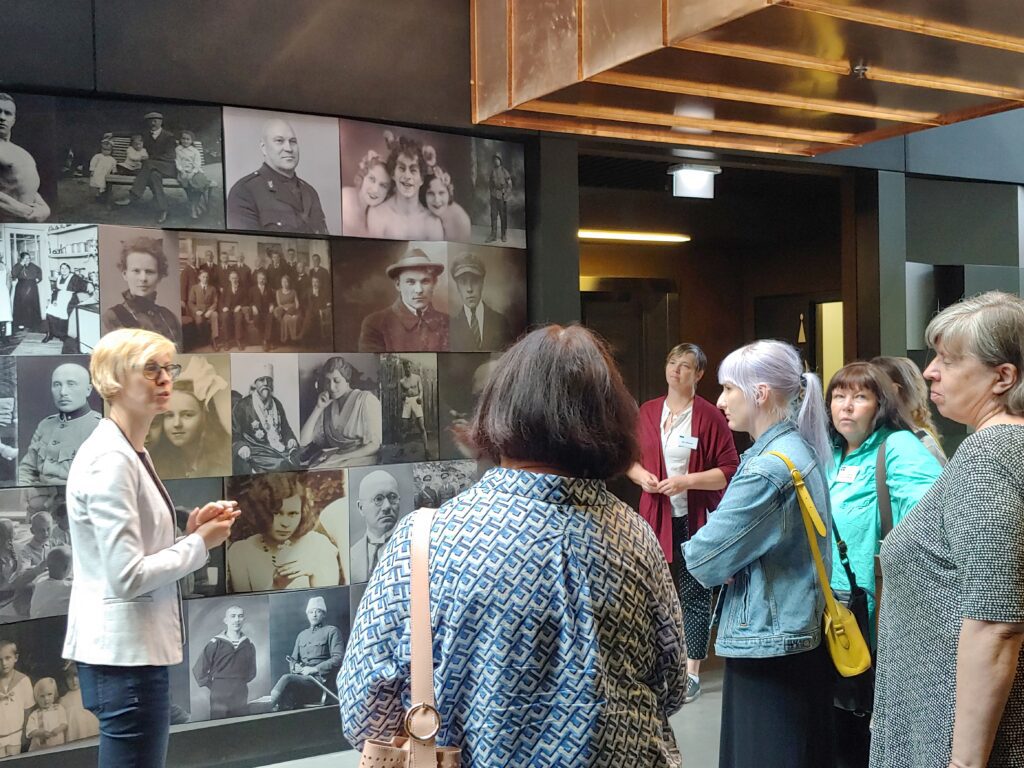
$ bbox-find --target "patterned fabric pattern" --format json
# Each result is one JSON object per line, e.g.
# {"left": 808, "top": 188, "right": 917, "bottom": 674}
{"left": 871, "top": 425, "right": 1024, "bottom": 768}
{"left": 338, "top": 467, "right": 687, "bottom": 767}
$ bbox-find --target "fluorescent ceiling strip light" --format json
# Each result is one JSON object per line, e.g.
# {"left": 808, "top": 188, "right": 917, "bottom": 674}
{"left": 578, "top": 229, "right": 691, "bottom": 244}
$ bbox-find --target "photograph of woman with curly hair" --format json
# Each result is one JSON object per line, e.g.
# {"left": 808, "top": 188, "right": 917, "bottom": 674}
{"left": 298, "top": 353, "right": 381, "bottom": 469}
{"left": 148, "top": 354, "right": 232, "bottom": 479}
{"left": 339, "top": 149, "right": 390, "bottom": 238}
{"left": 99, "top": 226, "right": 182, "bottom": 346}
{"left": 225, "top": 471, "right": 343, "bottom": 593}
{"left": 420, "top": 153, "right": 471, "bottom": 242}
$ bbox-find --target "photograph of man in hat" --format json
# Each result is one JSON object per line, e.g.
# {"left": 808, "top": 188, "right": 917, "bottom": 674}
{"left": 231, "top": 362, "right": 301, "bottom": 474}
{"left": 114, "top": 110, "right": 178, "bottom": 224}
{"left": 448, "top": 251, "right": 513, "bottom": 351}
{"left": 357, "top": 249, "right": 448, "bottom": 352}
{"left": 267, "top": 595, "right": 343, "bottom": 712}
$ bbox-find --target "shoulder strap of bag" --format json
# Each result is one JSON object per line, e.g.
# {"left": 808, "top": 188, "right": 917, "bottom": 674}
{"left": 875, "top": 439, "right": 893, "bottom": 539}
{"left": 408, "top": 507, "right": 440, "bottom": 765}
{"left": 767, "top": 451, "right": 842, "bottom": 621}
{"left": 830, "top": 519, "right": 860, "bottom": 592}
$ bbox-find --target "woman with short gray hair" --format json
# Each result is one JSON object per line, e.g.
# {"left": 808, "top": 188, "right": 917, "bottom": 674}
{"left": 871, "top": 291, "right": 1024, "bottom": 768}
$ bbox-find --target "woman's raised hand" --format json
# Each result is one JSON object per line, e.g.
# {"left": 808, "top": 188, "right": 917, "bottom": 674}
{"left": 186, "top": 500, "right": 239, "bottom": 534}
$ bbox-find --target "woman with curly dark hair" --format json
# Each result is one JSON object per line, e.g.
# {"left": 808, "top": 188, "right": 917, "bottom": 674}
{"left": 101, "top": 236, "right": 182, "bottom": 345}
{"left": 226, "top": 473, "right": 341, "bottom": 592}
{"left": 366, "top": 133, "right": 444, "bottom": 241}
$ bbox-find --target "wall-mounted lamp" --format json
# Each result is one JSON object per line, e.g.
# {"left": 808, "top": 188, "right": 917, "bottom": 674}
{"left": 578, "top": 229, "right": 691, "bottom": 244}
{"left": 668, "top": 163, "right": 722, "bottom": 199}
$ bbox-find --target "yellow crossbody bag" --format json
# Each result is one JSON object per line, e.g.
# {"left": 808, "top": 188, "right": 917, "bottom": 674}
{"left": 768, "top": 451, "right": 872, "bottom": 678}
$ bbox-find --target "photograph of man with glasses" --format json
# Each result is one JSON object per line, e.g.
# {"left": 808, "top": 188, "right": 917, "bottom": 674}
{"left": 348, "top": 467, "right": 411, "bottom": 583}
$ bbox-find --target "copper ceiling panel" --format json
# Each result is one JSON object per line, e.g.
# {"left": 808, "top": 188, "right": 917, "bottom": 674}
{"left": 472, "top": 0, "right": 1024, "bottom": 156}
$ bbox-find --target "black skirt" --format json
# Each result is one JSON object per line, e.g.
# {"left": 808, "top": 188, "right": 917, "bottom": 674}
{"left": 719, "top": 641, "right": 835, "bottom": 768}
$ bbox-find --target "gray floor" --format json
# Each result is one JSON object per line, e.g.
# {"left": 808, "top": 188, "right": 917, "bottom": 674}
{"left": 258, "top": 669, "right": 722, "bottom": 767}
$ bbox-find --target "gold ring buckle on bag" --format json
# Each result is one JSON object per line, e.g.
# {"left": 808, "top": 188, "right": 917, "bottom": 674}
{"left": 404, "top": 702, "right": 441, "bottom": 742}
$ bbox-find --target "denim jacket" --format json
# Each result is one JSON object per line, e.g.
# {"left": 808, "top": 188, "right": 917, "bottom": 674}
{"left": 682, "top": 420, "right": 831, "bottom": 658}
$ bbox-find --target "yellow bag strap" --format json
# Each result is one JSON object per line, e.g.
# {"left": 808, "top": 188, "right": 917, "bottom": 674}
{"left": 767, "top": 451, "right": 843, "bottom": 623}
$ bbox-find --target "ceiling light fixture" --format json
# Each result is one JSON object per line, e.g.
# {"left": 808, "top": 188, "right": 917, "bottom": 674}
{"left": 578, "top": 229, "right": 691, "bottom": 244}
{"left": 668, "top": 163, "right": 722, "bottom": 199}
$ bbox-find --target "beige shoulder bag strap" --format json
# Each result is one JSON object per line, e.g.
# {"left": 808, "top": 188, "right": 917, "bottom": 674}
{"left": 407, "top": 507, "right": 441, "bottom": 768}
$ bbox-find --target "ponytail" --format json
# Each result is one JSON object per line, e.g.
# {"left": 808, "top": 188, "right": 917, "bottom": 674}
{"left": 797, "top": 371, "right": 832, "bottom": 469}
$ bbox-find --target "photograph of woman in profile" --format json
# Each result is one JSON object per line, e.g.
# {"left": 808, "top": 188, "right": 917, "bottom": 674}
{"left": 148, "top": 355, "right": 232, "bottom": 480}
{"left": 299, "top": 356, "right": 381, "bottom": 469}
{"left": 101, "top": 237, "right": 182, "bottom": 346}
{"left": 62, "top": 328, "right": 239, "bottom": 768}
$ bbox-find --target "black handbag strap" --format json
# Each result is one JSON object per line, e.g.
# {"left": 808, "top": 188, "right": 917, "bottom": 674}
{"left": 830, "top": 518, "right": 860, "bottom": 592}
{"left": 875, "top": 439, "right": 893, "bottom": 539}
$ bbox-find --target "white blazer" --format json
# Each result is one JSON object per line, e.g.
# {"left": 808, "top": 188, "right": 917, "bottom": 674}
{"left": 63, "top": 418, "right": 208, "bottom": 666}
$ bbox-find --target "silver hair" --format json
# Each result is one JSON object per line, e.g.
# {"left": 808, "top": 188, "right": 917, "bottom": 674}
{"left": 718, "top": 339, "right": 831, "bottom": 468}
{"left": 925, "top": 290, "right": 1024, "bottom": 417}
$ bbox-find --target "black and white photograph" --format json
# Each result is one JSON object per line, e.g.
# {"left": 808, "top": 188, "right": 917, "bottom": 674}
{"left": 267, "top": 587, "right": 349, "bottom": 712}
{"left": 177, "top": 231, "right": 332, "bottom": 352}
{"left": 0, "top": 486, "right": 70, "bottom": 624}
{"left": 380, "top": 353, "right": 438, "bottom": 464}
{"left": 168, "top": 649, "right": 193, "bottom": 726}
{"left": 469, "top": 137, "right": 527, "bottom": 248}
{"left": 187, "top": 593, "right": 272, "bottom": 722}
{"left": 0, "top": 616, "right": 101, "bottom": 755}
{"left": 16, "top": 355, "right": 101, "bottom": 487}
{"left": 339, "top": 119, "right": 472, "bottom": 242}
{"left": 349, "top": 581, "right": 367, "bottom": 625}
{"left": 0, "top": 360, "right": 15, "bottom": 487}
{"left": 297, "top": 353, "right": 382, "bottom": 470}
{"left": 230, "top": 354, "right": 301, "bottom": 475}
{"left": 0, "top": 92, "right": 58, "bottom": 226}
{"left": 147, "top": 353, "right": 232, "bottom": 480}
{"left": 331, "top": 240, "right": 450, "bottom": 353}
{"left": 437, "top": 352, "right": 501, "bottom": 461}
{"left": 165, "top": 477, "right": 228, "bottom": 599}
{"left": 446, "top": 245, "right": 527, "bottom": 352}
{"left": 347, "top": 463, "right": 416, "bottom": 584}
{"left": 98, "top": 225, "right": 182, "bottom": 348}
{"left": 225, "top": 471, "right": 346, "bottom": 594}
{"left": 53, "top": 98, "right": 225, "bottom": 229}
{"left": 412, "top": 460, "right": 479, "bottom": 508}
{"left": 224, "top": 107, "right": 341, "bottom": 236}
{"left": 0, "top": 224, "right": 100, "bottom": 355}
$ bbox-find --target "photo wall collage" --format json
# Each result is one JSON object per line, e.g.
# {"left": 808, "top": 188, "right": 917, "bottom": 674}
{"left": 0, "top": 87, "right": 528, "bottom": 758}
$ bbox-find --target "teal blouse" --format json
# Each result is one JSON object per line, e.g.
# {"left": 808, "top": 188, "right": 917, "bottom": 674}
{"left": 828, "top": 428, "right": 942, "bottom": 641}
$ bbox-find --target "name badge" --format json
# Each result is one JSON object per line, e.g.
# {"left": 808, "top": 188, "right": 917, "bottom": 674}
{"left": 836, "top": 465, "right": 860, "bottom": 483}
{"left": 678, "top": 435, "right": 699, "bottom": 450}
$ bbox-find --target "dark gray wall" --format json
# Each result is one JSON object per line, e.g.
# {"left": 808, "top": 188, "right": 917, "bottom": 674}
{"left": 0, "top": 0, "right": 94, "bottom": 92}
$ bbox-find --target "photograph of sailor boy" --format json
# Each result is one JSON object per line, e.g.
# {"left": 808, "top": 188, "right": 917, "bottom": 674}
{"left": 225, "top": 471, "right": 344, "bottom": 594}
{"left": 98, "top": 225, "right": 182, "bottom": 347}
{"left": 16, "top": 355, "right": 101, "bottom": 487}
{"left": 188, "top": 594, "right": 271, "bottom": 722}
{"left": 230, "top": 354, "right": 301, "bottom": 475}
{"left": 0, "top": 486, "right": 71, "bottom": 623}
{"left": 53, "top": 97, "right": 225, "bottom": 229}
{"left": 297, "top": 353, "right": 382, "bottom": 469}
{"left": 267, "top": 587, "right": 348, "bottom": 712}
{"left": 379, "top": 353, "right": 438, "bottom": 464}
{"left": 436, "top": 352, "right": 502, "bottom": 461}
{"left": 0, "top": 224, "right": 99, "bottom": 355}
{"left": 339, "top": 118, "right": 472, "bottom": 242}
{"left": 146, "top": 354, "right": 233, "bottom": 481}
{"left": 446, "top": 245, "right": 527, "bottom": 353}
{"left": 178, "top": 232, "right": 332, "bottom": 353}
{"left": 331, "top": 240, "right": 449, "bottom": 353}
{"left": 165, "top": 477, "right": 227, "bottom": 599}
{"left": 469, "top": 137, "right": 527, "bottom": 248}
{"left": 0, "top": 360, "right": 15, "bottom": 486}
{"left": 347, "top": 463, "right": 417, "bottom": 584}
{"left": 412, "top": 460, "right": 479, "bottom": 509}
{"left": 224, "top": 107, "right": 340, "bottom": 236}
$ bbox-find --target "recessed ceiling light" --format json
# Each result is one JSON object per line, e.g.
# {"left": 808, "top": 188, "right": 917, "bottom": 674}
{"left": 578, "top": 229, "right": 691, "bottom": 244}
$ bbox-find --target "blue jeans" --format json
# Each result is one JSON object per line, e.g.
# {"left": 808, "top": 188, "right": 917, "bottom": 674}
{"left": 77, "top": 663, "right": 170, "bottom": 768}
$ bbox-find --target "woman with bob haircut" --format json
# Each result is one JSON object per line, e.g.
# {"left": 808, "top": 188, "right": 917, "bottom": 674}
{"left": 339, "top": 325, "right": 689, "bottom": 767}
{"left": 870, "top": 355, "right": 947, "bottom": 465}
{"left": 683, "top": 339, "right": 834, "bottom": 768}
{"left": 101, "top": 237, "right": 182, "bottom": 346}
{"left": 226, "top": 473, "right": 341, "bottom": 592}
{"left": 871, "top": 291, "right": 1024, "bottom": 768}
{"left": 62, "top": 328, "right": 239, "bottom": 767}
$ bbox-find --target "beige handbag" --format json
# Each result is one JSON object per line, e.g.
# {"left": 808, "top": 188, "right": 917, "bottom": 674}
{"left": 358, "top": 508, "right": 461, "bottom": 768}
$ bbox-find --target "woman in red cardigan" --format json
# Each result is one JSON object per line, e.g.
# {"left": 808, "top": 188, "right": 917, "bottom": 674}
{"left": 628, "top": 342, "right": 739, "bottom": 703}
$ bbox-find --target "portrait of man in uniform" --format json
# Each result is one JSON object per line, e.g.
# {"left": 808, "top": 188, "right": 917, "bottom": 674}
{"left": 357, "top": 249, "right": 449, "bottom": 353}
{"left": 223, "top": 108, "right": 341, "bottom": 236}
{"left": 18, "top": 360, "right": 101, "bottom": 486}
{"left": 192, "top": 604, "right": 257, "bottom": 720}
{"left": 267, "top": 595, "right": 343, "bottom": 712}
